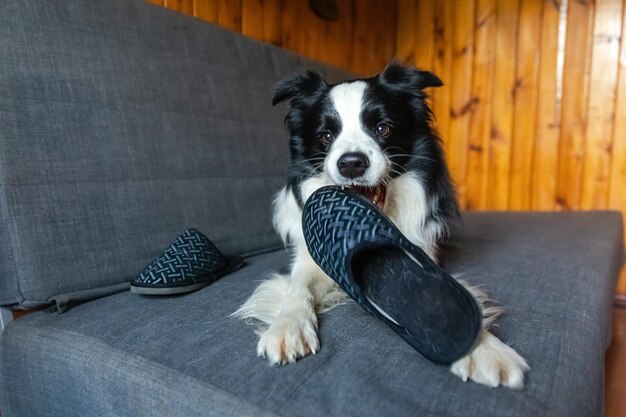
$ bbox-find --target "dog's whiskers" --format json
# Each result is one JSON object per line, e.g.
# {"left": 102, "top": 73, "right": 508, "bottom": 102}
{"left": 390, "top": 154, "right": 436, "bottom": 163}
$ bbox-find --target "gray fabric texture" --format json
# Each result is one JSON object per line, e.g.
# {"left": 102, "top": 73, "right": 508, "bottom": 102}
{"left": 1, "top": 211, "right": 623, "bottom": 417}
{"left": 48, "top": 282, "right": 131, "bottom": 313}
{"left": 0, "top": 0, "right": 353, "bottom": 307}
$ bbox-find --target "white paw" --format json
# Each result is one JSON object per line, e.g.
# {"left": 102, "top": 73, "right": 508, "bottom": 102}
{"left": 450, "top": 330, "right": 530, "bottom": 389}
{"left": 257, "top": 315, "right": 319, "bottom": 364}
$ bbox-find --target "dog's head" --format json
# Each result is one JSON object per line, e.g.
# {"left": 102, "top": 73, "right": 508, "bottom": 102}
{"left": 273, "top": 63, "right": 443, "bottom": 207}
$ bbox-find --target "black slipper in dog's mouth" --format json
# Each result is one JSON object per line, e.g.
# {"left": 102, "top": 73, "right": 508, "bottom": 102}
{"left": 302, "top": 186, "right": 482, "bottom": 364}
{"left": 346, "top": 184, "right": 387, "bottom": 210}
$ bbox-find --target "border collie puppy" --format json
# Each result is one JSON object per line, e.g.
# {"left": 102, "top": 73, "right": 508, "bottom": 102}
{"left": 234, "top": 64, "right": 529, "bottom": 389}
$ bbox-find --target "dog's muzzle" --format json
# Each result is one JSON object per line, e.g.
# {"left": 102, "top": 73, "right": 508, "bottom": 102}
{"left": 336, "top": 152, "right": 386, "bottom": 210}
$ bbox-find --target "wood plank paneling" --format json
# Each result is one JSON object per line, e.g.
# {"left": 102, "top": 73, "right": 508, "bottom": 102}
{"left": 619, "top": 266, "right": 626, "bottom": 294}
{"left": 166, "top": 0, "right": 193, "bottom": 14}
{"left": 556, "top": 0, "right": 594, "bottom": 211}
{"left": 431, "top": 1, "right": 454, "bottom": 150}
{"left": 488, "top": 0, "right": 519, "bottom": 210}
{"left": 397, "top": 0, "right": 626, "bottom": 292}
{"left": 193, "top": 0, "right": 218, "bottom": 22}
{"left": 321, "top": 0, "right": 355, "bottom": 71}
{"left": 530, "top": 0, "right": 562, "bottom": 211}
{"left": 153, "top": 0, "right": 395, "bottom": 76}
{"left": 447, "top": 0, "right": 475, "bottom": 207}
{"left": 241, "top": 0, "right": 263, "bottom": 38}
{"left": 396, "top": 0, "right": 417, "bottom": 64}
{"left": 218, "top": 0, "right": 242, "bottom": 32}
{"left": 261, "top": 0, "right": 283, "bottom": 46}
{"left": 609, "top": 0, "right": 626, "bottom": 232}
{"left": 581, "top": 0, "right": 623, "bottom": 210}
{"left": 154, "top": 0, "right": 626, "bottom": 291}
{"left": 352, "top": 0, "right": 396, "bottom": 76}
{"left": 412, "top": 0, "right": 435, "bottom": 69}
{"left": 509, "top": 0, "right": 542, "bottom": 210}
{"left": 280, "top": 0, "right": 307, "bottom": 54}
{"left": 466, "top": 0, "right": 497, "bottom": 211}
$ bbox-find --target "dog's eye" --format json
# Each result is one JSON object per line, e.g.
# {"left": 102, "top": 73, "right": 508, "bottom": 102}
{"left": 375, "top": 123, "right": 391, "bottom": 139}
{"left": 319, "top": 131, "right": 334, "bottom": 146}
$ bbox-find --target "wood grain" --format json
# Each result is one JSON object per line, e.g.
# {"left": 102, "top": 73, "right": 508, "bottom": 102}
{"left": 154, "top": 0, "right": 396, "bottom": 75}
{"left": 152, "top": 0, "right": 626, "bottom": 292}
{"left": 618, "top": 266, "right": 626, "bottom": 295}
{"left": 465, "top": 0, "right": 496, "bottom": 211}
{"left": 193, "top": 0, "right": 218, "bottom": 22}
{"left": 556, "top": 0, "right": 594, "bottom": 212}
{"left": 242, "top": 0, "right": 263, "bottom": 38}
{"left": 351, "top": 0, "right": 397, "bottom": 76}
{"left": 261, "top": 0, "right": 283, "bottom": 46}
{"left": 608, "top": 0, "right": 626, "bottom": 244}
{"left": 431, "top": 1, "right": 454, "bottom": 152}
{"left": 487, "top": 0, "right": 518, "bottom": 210}
{"left": 509, "top": 0, "right": 542, "bottom": 210}
{"left": 317, "top": 0, "right": 354, "bottom": 71}
{"left": 166, "top": 0, "right": 193, "bottom": 14}
{"left": 396, "top": 0, "right": 417, "bottom": 64}
{"left": 446, "top": 0, "right": 475, "bottom": 207}
{"left": 530, "top": 0, "right": 562, "bottom": 211}
{"left": 218, "top": 0, "right": 242, "bottom": 31}
{"left": 412, "top": 0, "right": 435, "bottom": 70}
{"left": 581, "top": 0, "right": 622, "bottom": 210}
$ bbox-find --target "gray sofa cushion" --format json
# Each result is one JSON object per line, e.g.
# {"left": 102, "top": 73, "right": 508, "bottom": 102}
{"left": 0, "top": 0, "right": 352, "bottom": 308}
{"left": 1, "top": 212, "right": 623, "bottom": 417}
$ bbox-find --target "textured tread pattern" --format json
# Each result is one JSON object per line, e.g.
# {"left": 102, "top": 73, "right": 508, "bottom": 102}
{"left": 302, "top": 187, "right": 433, "bottom": 311}
{"left": 302, "top": 186, "right": 482, "bottom": 364}
{"left": 132, "top": 228, "right": 228, "bottom": 287}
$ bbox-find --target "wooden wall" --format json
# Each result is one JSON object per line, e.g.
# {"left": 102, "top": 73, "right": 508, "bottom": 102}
{"left": 397, "top": 0, "right": 626, "bottom": 292}
{"left": 151, "top": 0, "right": 625, "bottom": 292}
{"left": 148, "top": 0, "right": 396, "bottom": 76}
{"left": 397, "top": 0, "right": 626, "bottom": 223}
{"left": 152, "top": 0, "right": 626, "bottom": 231}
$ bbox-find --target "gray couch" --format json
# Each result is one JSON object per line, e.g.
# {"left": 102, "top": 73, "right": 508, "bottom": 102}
{"left": 0, "top": 1, "right": 624, "bottom": 416}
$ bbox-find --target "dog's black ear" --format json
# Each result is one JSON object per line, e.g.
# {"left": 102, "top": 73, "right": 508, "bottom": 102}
{"left": 272, "top": 71, "right": 328, "bottom": 106}
{"left": 418, "top": 70, "right": 443, "bottom": 88}
{"left": 379, "top": 63, "right": 443, "bottom": 91}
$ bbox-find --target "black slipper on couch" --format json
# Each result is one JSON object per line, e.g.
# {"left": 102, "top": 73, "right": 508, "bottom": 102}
{"left": 130, "top": 228, "right": 244, "bottom": 295}
{"left": 302, "top": 186, "right": 482, "bottom": 364}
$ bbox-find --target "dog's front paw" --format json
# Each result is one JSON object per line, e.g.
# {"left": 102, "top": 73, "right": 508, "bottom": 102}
{"left": 257, "top": 315, "right": 319, "bottom": 364}
{"left": 450, "top": 330, "right": 530, "bottom": 389}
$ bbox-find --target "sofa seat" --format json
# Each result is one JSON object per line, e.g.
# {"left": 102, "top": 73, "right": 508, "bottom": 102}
{"left": 1, "top": 211, "right": 623, "bottom": 417}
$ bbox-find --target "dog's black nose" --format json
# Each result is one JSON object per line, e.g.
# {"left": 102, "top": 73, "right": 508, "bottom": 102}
{"left": 337, "top": 152, "right": 369, "bottom": 179}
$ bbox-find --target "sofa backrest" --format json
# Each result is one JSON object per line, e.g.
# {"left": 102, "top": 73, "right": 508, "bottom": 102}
{"left": 0, "top": 0, "right": 353, "bottom": 308}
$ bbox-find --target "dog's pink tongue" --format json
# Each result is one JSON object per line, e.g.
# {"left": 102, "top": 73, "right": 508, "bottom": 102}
{"left": 350, "top": 184, "right": 386, "bottom": 210}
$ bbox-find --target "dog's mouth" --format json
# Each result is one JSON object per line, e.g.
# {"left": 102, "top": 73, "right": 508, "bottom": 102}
{"left": 346, "top": 184, "right": 387, "bottom": 210}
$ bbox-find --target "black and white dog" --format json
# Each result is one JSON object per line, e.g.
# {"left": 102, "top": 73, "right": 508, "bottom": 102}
{"left": 234, "top": 64, "right": 529, "bottom": 389}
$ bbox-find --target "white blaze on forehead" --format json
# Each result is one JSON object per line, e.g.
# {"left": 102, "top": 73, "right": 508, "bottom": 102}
{"left": 325, "top": 81, "right": 389, "bottom": 186}
{"left": 328, "top": 81, "right": 367, "bottom": 133}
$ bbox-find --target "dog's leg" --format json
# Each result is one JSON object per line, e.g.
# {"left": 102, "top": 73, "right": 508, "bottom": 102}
{"left": 235, "top": 183, "right": 346, "bottom": 364}
{"left": 450, "top": 283, "right": 530, "bottom": 389}
{"left": 255, "top": 248, "right": 339, "bottom": 364}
